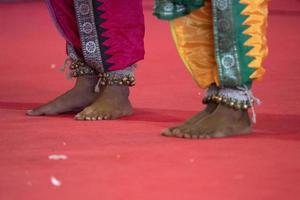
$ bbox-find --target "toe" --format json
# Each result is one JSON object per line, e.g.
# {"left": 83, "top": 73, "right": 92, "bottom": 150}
{"left": 183, "top": 133, "right": 192, "bottom": 139}
{"left": 97, "top": 116, "right": 103, "bottom": 120}
{"left": 74, "top": 113, "right": 85, "bottom": 120}
{"left": 26, "top": 109, "right": 38, "bottom": 116}
{"left": 26, "top": 110, "right": 33, "bottom": 115}
{"left": 87, "top": 111, "right": 102, "bottom": 121}
{"left": 103, "top": 114, "right": 113, "bottom": 120}
{"left": 78, "top": 110, "right": 96, "bottom": 121}
{"left": 161, "top": 128, "right": 173, "bottom": 137}
{"left": 172, "top": 129, "right": 184, "bottom": 138}
{"left": 191, "top": 128, "right": 206, "bottom": 139}
{"left": 26, "top": 108, "right": 45, "bottom": 116}
{"left": 85, "top": 116, "right": 92, "bottom": 121}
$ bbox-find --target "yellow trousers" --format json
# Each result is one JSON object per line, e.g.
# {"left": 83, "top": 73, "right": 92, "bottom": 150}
{"left": 171, "top": 0, "right": 269, "bottom": 89}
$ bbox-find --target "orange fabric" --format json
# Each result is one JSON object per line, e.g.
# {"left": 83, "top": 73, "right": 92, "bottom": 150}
{"left": 241, "top": 0, "right": 269, "bottom": 80}
{"left": 170, "top": 0, "right": 269, "bottom": 88}
{"left": 170, "top": 1, "right": 219, "bottom": 89}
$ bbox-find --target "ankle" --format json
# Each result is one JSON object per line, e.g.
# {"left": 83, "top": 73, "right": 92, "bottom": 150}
{"left": 105, "top": 85, "right": 130, "bottom": 97}
{"left": 77, "top": 75, "right": 98, "bottom": 84}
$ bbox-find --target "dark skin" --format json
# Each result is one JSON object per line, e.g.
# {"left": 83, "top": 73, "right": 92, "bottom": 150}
{"left": 75, "top": 85, "right": 133, "bottom": 120}
{"left": 162, "top": 104, "right": 252, "bottom": 139}
{"left": 27, "top": 75, "right": 99, "bottom": 116}
{"left": 27, "top": 75, "right": 251, "bottom": 138}
{"left": 26, "top": 76, "right": 132, "bottom": 120}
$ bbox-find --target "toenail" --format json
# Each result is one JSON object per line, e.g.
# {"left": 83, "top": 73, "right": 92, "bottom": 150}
{"left": 26, "top": 110, "right": 34, "bottom": 115}
{"left": 85, "top": 117, "right": 91, "bottom": 120}
{"left": 173, "top": 129, "right": 180, "bottom": 134}
{"left": 161, "top": 129, "right": 172, "bottom": 136}
{"left": 162, "top": 132, "right": 171, "bottom": 137}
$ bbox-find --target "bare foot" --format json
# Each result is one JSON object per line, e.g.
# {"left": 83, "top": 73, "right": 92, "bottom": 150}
{"left": 162, "top": 104, "right": 252, "bottom": 139}
{"left": 26, "top": 75, "right": 99, "bottom": 116}
{"left": 162, "top": 103, "right": 217, "bottom": 137}
{"left": 74, "top": 85, "right": 133, "bottom": 120}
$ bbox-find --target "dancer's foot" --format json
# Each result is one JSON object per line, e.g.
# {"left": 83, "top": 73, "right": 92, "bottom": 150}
{"left": 162, "top": 103, "right": 217, "bottom": 137}
{"left": 162, "top": 104, "right": 252, "bottom": 139}
{"left": 75, "top": 85, "right": 133, "bottom": 120}
{"left": 26, "top": 75, "right": 99, "bottom": 116}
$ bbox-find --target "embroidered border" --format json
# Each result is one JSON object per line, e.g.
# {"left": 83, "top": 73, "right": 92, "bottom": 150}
{"left": 74, "top": 0, "right": 104, "bottom": 72}
{"left": 212, "top": 0, "right": 242, "bottom": 87}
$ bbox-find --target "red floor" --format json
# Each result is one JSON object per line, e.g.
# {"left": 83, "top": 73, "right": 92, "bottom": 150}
{"left": 0, "top": 1, "right": 300, "bottom": 200}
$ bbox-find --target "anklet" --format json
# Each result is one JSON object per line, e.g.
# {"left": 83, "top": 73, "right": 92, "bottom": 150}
{"left": 70, "top": 60, "right": 98, "bottom": 77}
{"left": 96, "top": 65, "right": 136, "bottom": 87}
{"left": 202, "top": 87, "right": 255, "bottom": 110}
{"left": 97, "top": 72, "right": 136, "bottom": 86}
{"left": 203, "top": 94, "right": 252, "bottom": 110}
{"left": 93, "top": 65, "right": 136, "bottom": 93}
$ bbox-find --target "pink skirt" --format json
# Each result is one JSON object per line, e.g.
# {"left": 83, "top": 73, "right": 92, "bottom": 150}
{"left": 46, "top": 0, "right": 145, "bottom": 72}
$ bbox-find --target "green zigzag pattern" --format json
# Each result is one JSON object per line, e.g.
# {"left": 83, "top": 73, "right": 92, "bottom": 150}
{"left": 232, "top": 1, "right": 255, "bottom": 87}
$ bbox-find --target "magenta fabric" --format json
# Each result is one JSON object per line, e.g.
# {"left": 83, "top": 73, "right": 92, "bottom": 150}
{"left": 47, "top": 0, "right": 145, "bottom": 71}
{"left": 95, "top": 0, "right": 145, "bottom": 71}
{"left": 47, "top": 0, "right": 82, "bottom": 56}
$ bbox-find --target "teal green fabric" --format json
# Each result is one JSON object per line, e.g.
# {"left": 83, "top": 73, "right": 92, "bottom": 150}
{"left": 153, "top": 0, "right": 204, "bottom": 20}
{"left": 212, "top": 0, "right": 254, "bottom": 88}
{"left": 232, "top": 1, "right": 255, "bottom": 88}
{"left": 153, "top": 0, "right": 255, "bottom": 88}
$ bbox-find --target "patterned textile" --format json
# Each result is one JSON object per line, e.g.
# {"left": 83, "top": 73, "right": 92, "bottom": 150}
{"left": 155, "top": 0, "right": 269, "bottom": 88}
{"left": 153, "top": 0, "right": 204, "bottom": 20}
{"left": 46, "top": 0, "right": 145, "bottom": 72}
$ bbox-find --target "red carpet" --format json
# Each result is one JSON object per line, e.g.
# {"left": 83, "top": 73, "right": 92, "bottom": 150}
{"left": 0, "top": 1, "right": 300, "bottom": 200}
